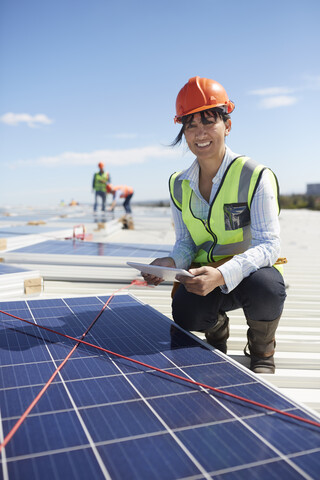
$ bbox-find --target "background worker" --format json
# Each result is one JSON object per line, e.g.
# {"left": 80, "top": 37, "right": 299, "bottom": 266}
{"left": 143, "top": 76, "right": 286, "bottom": 374}
{"left": 92, "top": 162, "right": 110, "bottom": 212}
{"left": 107, "top": 184, "right": 134, "bottom": 214}
{"left": 107, "top": 184, "right": 134, "bottom": 229}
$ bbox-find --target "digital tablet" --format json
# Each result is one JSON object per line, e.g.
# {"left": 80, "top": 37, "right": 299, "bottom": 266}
{"left": 127, "top": 262, "right": 194, "bottom": 282}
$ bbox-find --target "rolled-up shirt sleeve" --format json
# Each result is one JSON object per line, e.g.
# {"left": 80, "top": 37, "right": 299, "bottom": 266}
{"left": 217, "top": 169, "right": 281, "bottom": 293}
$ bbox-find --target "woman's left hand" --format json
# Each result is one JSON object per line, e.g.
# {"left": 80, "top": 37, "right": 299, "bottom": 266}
{"left": 177, "top": 266, "right": 225, "bottom": 296}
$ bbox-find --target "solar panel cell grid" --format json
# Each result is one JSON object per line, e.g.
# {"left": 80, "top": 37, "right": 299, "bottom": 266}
{"left": 0, "top": 265, "right": 30, "bottom": 275}
{"left": 0, "top": 226, "right": 68, "bottom": 236}
{"left": 0, "top": 294, "right": 319, "bottom": 479}
{"left": 8, "top": 239, "right": 172, "bottom": 258}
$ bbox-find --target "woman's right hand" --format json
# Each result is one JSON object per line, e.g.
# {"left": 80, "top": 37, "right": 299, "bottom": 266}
{"left": 142, "top": 257, "right": 176, "bottom": 285}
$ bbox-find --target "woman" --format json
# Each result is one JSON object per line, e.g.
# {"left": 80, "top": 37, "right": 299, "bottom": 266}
{"left": 143, "top": 76, "right": 286, "bottom": 374}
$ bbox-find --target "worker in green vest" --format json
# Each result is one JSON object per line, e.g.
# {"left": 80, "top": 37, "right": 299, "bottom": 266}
{"left": 92, "top": 162, "right": 110, "bottom": 212}
{"left": 142, "top": 76, "right": 287, "bottom": 374}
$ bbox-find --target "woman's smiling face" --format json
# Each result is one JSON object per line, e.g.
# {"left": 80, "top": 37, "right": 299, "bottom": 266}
{"left": 183, "top": 111, "right": 231, "bottom": 163}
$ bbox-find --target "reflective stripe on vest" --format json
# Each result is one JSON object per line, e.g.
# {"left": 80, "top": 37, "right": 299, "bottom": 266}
{"left": 169, "top": 156, "right": 281, "bottom": 269}
{"left": 94, "top": 172, "right": 109, "bottom": 192}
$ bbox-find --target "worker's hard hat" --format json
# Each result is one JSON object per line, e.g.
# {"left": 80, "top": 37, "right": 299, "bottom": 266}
{"left": 98, "top": 162, "right": 104, "bottom": 169}
{"left": 174, "top": 76, "right": 235, "bottom": 124}
{"left": 106, "top": 183, "right": 113, "bottom": 194}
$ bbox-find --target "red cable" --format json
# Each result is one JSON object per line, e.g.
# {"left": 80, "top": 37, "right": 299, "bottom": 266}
{"left": 0, "top": 280, "right": 146, "bottom": 452}
{"left": 0, "top": 292, "right": 320, "bottom": 442}
{"left": 1, "top": 344, "right": 78, "bottom": 451}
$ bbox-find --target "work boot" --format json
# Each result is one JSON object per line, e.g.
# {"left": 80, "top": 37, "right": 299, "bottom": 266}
{"left": 205, "top": 312, "right": 229, "bottom": 354}
{"left": 122, "top": 215, "right": 134, "bottom": 230}
{"left": 244, "top": 317, "right": 281, "bottom": 374}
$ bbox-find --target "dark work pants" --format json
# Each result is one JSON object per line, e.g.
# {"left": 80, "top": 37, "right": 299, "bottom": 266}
{"left": 94, "top": 191, "right": 106, "bottom": 211}
{"left": 123, "top": 193, "right": 133, "bottom": 214}
{"left": 172, "top": 267, "right": 286, "bottom": 332}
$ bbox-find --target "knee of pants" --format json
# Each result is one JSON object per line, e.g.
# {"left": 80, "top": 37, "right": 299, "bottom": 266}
{"left": 240, "top": 269, "right": 286, "bottom": 320}
{"left": 172, "top": 295, "right": 195, "bottom": 331}
{"left": 172, "top": 286, "right": 220, "bottom": 332}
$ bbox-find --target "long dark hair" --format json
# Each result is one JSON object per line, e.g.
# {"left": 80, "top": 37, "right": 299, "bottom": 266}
{"left": 171, "top": 107, "right": 231, "bottom": 146}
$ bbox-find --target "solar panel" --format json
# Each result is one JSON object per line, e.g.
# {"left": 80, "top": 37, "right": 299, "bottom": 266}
{"left": 1, "top": 240, "right": 172, "bottom": 283}
{"left": 0, "top": 214, "right": 58, "bottom": 223}
{"left": 0, "top": 265, "right": 42, "bottom": 299}
{"left": 0, "top": 265, "right": 29, "bottom": 275}
{"left": 6, "top": 240, "right": 172, "bottom": 257}
{"left": 1, "top": 294, "right": 319, "bottom": 479}
{"left": 54, "top": 214, "right": 115, "bottom": 223}
{"left": 0, "top": 210, "right": 119, "bottom": 226}
{"left": 2, "top": 240, "right": 172, "bottom": 276}
{"left": 0, "top": 226, "right": 77, "bottom": 253}
{"left": 0, "top": 226, "right": 71, "bottom": 237}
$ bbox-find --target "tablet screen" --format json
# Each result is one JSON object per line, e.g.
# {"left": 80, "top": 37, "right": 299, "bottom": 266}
{"left": 127, "top": 262, "right": 194, "bottom": 281}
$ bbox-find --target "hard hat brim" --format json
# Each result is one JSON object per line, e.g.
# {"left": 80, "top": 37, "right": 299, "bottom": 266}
{"left": 174, "top": 102, "right": 235, "bottom": 124}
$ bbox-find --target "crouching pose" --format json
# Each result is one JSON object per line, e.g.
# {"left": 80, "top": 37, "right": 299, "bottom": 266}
{"left": 143, "top": 76, "right": 287, "bottom": 374}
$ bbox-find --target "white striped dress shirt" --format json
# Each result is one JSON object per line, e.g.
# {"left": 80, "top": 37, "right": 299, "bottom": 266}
{"left": 169, "top": 146, "right": 281, "bottom": 293}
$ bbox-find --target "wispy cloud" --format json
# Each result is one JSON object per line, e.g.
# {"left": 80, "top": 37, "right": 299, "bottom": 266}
{"left": 248, "top": 74, "right": 320, "bottom": 110}
{"left": 259, "top": 95, "right": 298, "bottom": 109}
{"left": 249, "top": 87, "right": 295, "bottom": 96}
{"left": 0, "top": 112, "right": 54, "bottom": 127}
{"left": 10, "top": 145, "right": 177, "bottom": 168}
{"left": 249, "top": 89, "right": 298, "bottom": 110}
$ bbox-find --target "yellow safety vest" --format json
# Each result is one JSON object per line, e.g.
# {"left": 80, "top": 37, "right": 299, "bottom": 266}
{"left": 169, "top": 156, "right": 282, "bottom": 273}
{"left": 94, "top": 172, "right": 109, "bottom": 192}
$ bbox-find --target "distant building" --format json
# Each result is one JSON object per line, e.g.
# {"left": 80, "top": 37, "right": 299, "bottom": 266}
{"left": 306, "top": 184, "right": 320, "bottom": 195}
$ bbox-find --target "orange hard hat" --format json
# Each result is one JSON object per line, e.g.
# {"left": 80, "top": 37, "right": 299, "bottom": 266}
{"left": 174, "top": 76, "right": 235, "bottom": 123}
{"left": 106, "top": 183, "right": 113, "bottom": 194}
{"left": 98, "top": 162, "right": 104, "bottom": 169}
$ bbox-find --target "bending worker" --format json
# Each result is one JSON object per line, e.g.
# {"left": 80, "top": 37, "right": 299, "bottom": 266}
{"left": 143, "top": 76, "right": 286, "bottom": 374}
{"left": 92, "top": 162, "right": 110, "bottom": 212}
{"left": 107, "top": 184, "right": 134, "bottom": 214}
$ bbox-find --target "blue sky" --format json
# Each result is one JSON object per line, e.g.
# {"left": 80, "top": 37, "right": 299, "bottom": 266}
{"left": 1, "top": 0, "right": 320, "bottom": 207}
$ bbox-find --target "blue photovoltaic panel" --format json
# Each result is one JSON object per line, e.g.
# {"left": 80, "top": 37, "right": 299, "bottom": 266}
{"left": 0, "top": 214, "right": 58, "bottom": 222}
{"left": 0, "top": 294, "right": 319, "bottom": 480}
{"left": 0, "top": 265, "right": 31, "bottom": 275}
{"left": 7, "top": 239, "right": 172, "bottom": 258}
{"left": 0, "top": 226, "right": 69, "bottom": 237}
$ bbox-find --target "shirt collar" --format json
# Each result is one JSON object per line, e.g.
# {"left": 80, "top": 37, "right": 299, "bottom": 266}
{"left": 179, "top": 146, "right": 237, "bottom": 185}
{"left": 177, "top": 146, "right": 241, "bottom": 202}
